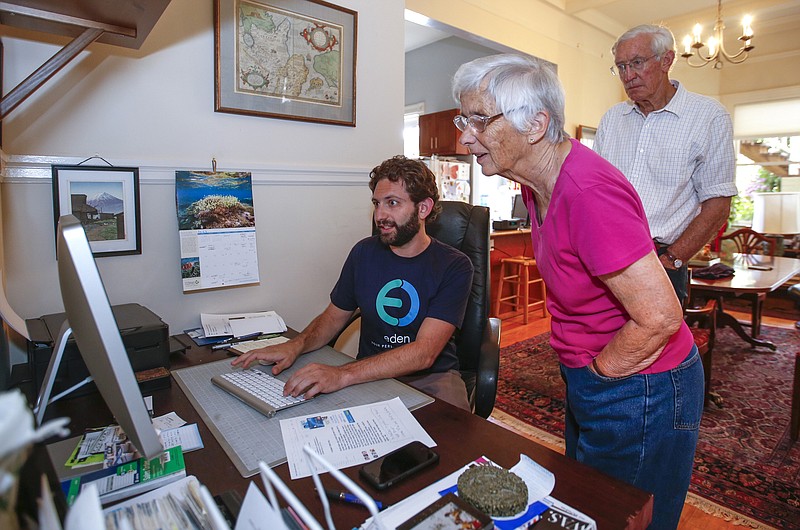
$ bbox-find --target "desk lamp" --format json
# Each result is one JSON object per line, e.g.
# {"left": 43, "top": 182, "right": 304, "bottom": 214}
{"left": 751, "top": 192, "right": 800, "bottom": 255}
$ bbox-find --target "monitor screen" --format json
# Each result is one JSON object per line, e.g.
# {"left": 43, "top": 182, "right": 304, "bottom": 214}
{"left": 512, "top": 194, "right": 529, "bottom": 223}
{"left": 56, "top": 214, "right": 163, "bottom": 459}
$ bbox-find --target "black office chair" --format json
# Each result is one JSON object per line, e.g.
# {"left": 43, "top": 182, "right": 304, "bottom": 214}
{"left": 328, "top": 201, "right": 501, "bottom": 418}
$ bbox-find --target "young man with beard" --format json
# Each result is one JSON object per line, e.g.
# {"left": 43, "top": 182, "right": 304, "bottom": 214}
{"left": 233, "top": 155, "right": 474, "bottom": 410}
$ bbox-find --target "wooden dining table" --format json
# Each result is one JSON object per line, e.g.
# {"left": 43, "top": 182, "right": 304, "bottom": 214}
{"left": 690, "top": 253, "right": 800, "bottom": 349}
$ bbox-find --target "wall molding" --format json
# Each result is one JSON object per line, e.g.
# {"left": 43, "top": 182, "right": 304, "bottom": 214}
{"left": 1, "top": 154, "right": 369, "bottom": 186}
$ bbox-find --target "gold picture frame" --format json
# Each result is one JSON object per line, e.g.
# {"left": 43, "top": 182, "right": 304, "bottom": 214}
{"left": 214, "top": 0, "right": 358, "bottom": 126}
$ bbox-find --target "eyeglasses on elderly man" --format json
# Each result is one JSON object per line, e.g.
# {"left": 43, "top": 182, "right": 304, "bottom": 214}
{"left": 610, "top": 54, "right": 660, "bottom": 76}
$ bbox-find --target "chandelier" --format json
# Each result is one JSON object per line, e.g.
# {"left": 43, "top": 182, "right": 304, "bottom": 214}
{"left": 680, "top": 0, "right": 754, "bottom": 68}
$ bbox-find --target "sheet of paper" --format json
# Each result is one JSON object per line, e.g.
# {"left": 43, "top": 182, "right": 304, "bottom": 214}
{"left": 152, "top": 412, "right": 187, "bottom": 431}
{"left": 234, "top": 482, "right": 290, "bottom": 530}
{"left": 64, "top": 483, "right": 104, "bottom": 530}
{"left": 229, "top": 315, "right": 272, "bottom": 337}
{"left": 280, "top": 396, "right": 435, "bottom": 479}
{"left": 103, "top": 476, "right": 226, "bottom": 529}
{"left": 200, "top": 311, "right": 287, "bottom": 337}
{"left": 160, "top": 424, "right": 204, "bottom": 453}
{"left": 38, "top": 475, "right": 63, "bottom": 530}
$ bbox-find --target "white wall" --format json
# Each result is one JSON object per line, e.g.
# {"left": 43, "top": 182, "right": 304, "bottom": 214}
{"left": 1, "top": 0, "right": 405, "bottom": 361}
{"left": 405, "top": 0, "right": 624, "bottom": 136}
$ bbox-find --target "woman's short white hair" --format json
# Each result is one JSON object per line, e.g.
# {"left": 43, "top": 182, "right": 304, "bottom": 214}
{"left": 452, "top": 53, "right": 567, "bottom": 143}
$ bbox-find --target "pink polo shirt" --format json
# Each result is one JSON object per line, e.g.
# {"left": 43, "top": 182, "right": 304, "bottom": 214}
{"left": 523, "top": 139, "right": 693, "bottom": 374}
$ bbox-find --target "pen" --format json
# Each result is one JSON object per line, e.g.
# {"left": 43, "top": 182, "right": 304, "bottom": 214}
{"left": 322, "top": 488, "right": 384, "bottom": 510}
{"left": 210, "top": 333, "right": 282, "bottom": 350}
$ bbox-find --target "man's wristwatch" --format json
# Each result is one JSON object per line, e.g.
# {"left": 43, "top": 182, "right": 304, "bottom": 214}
{"left": 665, "top": 250, "right": 683, "bottom": 268}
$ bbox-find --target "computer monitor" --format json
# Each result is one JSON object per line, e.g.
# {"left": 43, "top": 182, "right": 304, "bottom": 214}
{"left": 44, "top": 214, "right": 163, "bottom": 459}
{"left": 512, "top": 194, "right": 530, "bottom": 226}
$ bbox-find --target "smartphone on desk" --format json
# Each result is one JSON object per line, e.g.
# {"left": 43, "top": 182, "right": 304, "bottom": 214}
{"left": 359, "top": 441, "right": 439, "bottom": 490}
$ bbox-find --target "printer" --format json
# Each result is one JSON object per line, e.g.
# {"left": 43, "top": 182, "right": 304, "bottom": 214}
{"left": 26, "top": 303, "right": 170, "bottom": 398}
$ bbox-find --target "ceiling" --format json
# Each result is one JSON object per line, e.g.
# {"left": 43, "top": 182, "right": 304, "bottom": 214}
{"left": 405, "top": 0, "right": 800, "bottom": 53}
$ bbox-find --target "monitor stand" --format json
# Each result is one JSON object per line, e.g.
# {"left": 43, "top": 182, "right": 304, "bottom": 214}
{"left": 33, "top": 320, "right": 93, "bottom": 426}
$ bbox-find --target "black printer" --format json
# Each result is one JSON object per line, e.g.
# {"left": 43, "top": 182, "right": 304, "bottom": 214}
{"left": 26, "top": 303, "right": 170, "bottom": 398}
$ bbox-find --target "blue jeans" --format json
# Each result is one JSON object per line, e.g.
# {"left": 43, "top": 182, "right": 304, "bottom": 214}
{"left": 560, "top": 345, "right": 703, "bottom": 530}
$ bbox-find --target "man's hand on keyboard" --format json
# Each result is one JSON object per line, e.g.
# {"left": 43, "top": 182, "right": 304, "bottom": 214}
{"left": 231, "top": 340, "right": 301, "bottom": 376}
{"left": 283, "top": 363, "right": 348, "bottom": 399}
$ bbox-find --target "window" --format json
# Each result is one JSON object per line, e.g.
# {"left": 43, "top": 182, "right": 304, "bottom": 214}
{"left": 730, "top": 99, "right": 800, "bottom": 226}
{"left": 404, "top": 103, "right": 424, "bottom": 159}
{"left": 731, "top": 137, "right": 800, "bottom": 226}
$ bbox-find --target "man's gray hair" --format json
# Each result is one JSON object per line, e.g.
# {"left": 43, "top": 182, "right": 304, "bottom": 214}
{"left": 612, "top": 24, "right": 677, "bottom": 57}
{"left": 452, "top": 53, "right": 567, "bottom": 143}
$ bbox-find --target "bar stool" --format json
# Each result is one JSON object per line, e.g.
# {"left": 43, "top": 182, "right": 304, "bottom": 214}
{"left": 495, "top": 256, "right": 547, "bottom": 323}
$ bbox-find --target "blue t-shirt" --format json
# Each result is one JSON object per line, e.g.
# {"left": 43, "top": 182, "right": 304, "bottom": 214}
{"left": 330, "top": 236, "right": 473, "bottom": 373}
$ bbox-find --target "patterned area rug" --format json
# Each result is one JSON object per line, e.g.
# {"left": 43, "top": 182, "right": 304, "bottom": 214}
{"left": 495, "top": 326, "right": 800, "bottom": 529}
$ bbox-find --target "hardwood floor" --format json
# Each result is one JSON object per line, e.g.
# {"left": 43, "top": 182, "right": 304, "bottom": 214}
{"left": 492, "top": 303, "right": 795, "bottom": 530}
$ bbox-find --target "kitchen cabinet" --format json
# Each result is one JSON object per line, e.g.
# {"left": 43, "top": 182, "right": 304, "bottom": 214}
{"left": 419, "top": 109, "right": 470, "bottom": 156}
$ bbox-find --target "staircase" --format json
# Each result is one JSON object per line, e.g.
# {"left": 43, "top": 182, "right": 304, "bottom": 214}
{"left": 739, "top": 140, "right": 791, "bottom": 177}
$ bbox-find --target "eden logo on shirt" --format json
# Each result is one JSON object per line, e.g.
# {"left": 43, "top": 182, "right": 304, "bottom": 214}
{"left": 376, "top": 278, "right": 419, "bottom": 326}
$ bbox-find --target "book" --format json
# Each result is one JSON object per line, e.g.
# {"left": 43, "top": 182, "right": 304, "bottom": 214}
{"left": 62, "top": 445, "right": 186, "bottom": 506}
{"left": 533, "top": 498, "right": 595, "bottom": 529}
{"left": 689, "top": 257, "right": 720, "bottom": 267}
{"left": 689, "top": 247, "right": 720, "bottom": 268}
{"left": 398, "top": 492, "right": 494, "bottom": 529}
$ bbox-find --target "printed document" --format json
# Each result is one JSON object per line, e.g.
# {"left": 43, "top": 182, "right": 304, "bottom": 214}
{"left": 280, "top": 397, "right": 435, "bottom": 479}
{"left": 200, "top": 310, "right": 287, "bottom": 337}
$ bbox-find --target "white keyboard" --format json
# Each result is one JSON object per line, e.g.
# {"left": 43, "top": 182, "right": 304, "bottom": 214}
{"left": 211, "top": 369, "right": 309, "bottom": 418}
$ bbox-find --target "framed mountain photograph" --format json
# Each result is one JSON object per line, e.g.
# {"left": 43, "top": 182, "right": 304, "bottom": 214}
{"left": 52, "top": 165, "right": 141, "bottom": 257}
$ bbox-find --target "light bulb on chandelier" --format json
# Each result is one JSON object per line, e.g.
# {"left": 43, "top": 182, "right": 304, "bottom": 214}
{"left": 681, "top": 0, "right": 754, "bottom": 69}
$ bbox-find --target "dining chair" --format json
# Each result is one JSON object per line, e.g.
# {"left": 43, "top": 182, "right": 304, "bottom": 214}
{"left": 719, "top": 228, "right": 777, "bottom": 256}
{"left": 684, "top": 270, "right": 721, "bottom": 407}
{"left": 711, "top": 228, "right": 777, "bottom": 340}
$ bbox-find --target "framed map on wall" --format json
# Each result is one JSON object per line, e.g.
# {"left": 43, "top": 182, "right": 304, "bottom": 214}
{"left": 214, "top": 0, "right": 358, "bottom": 126}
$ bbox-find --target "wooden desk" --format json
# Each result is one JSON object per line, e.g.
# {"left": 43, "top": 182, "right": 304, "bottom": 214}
{"left": 691, "top": 254, "right": 800, "bottom": 349}
{"left": 40, "top": 336, "right": 653, "bottom": 529}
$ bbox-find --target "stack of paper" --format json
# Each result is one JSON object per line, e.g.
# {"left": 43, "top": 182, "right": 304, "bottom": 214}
{"left": 200, "top": 311, "right": 287, "bottom": 338}
{"left": 103, "top": 475, "right": 227, "bottom": 530}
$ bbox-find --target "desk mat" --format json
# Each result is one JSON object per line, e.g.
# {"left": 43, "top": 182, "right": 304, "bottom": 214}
{"left": 172, "top": 346, "right": 434, "bottom": 477}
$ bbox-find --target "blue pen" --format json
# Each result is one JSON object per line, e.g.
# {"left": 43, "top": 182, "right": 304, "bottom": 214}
{"left": 323, "top": 488, "right": 384, "bottom": 510}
